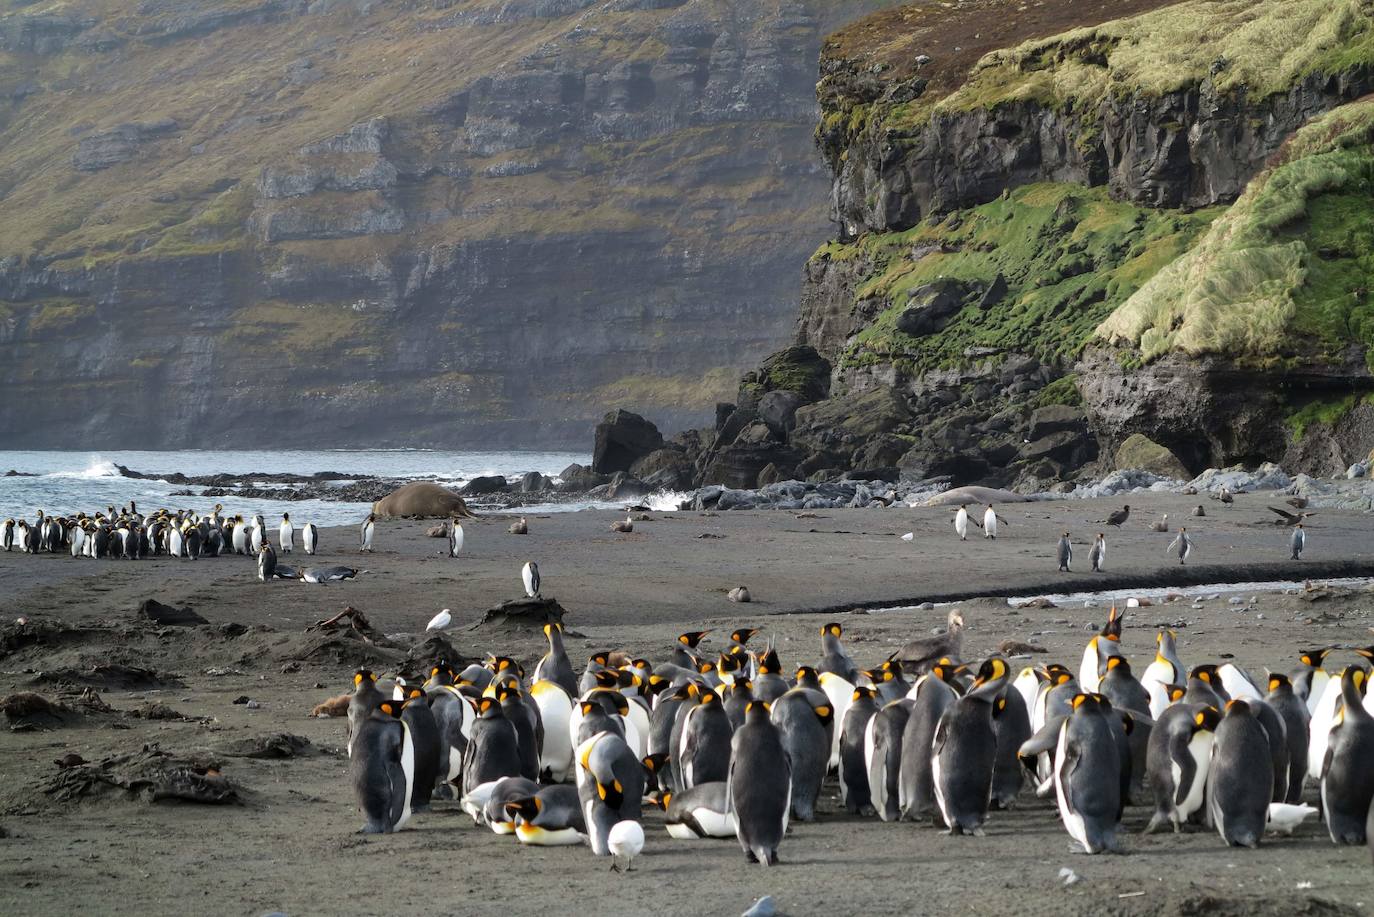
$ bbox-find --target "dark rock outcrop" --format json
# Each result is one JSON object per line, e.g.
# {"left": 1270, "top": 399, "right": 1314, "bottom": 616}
{"left": 592, "top": 410, "right": 664, "bottom": 474}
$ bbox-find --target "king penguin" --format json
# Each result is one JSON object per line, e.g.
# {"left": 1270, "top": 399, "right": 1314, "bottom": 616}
{"left": 1208, "top": 700, "right": 1274, "bottom": 848}
{"left": 347, "top": 669, "right": 384, "bottom": 758}
{"left": 839, "top": 685, "right": 879, "bottom": 815}
{"left": 303, "top": 522, "right": 318, "bottom": 555}
{"left": 662, "top": 781, "right": 736, "bottom": 839}
{"left": 279, "top": 513, "right": 293, "bottom": 553}
{"left": 449, "top": 518, "right": 464, "bottom": 558}
{"left": 1320, "top": 667, "right": 1374, "bottom": 845}
{"left": 348, "top": 698, "right": 415, "bottom": 834}
{"left": 728, "top": 700, "right": 790, "bottom": 866}
{"left": 1291, "top": 648, "right": 1332, "bottom": 714}
{"left": 931, "top": 658, "right": 1010, "bottom": 835}
{"left": 865, "top": 696, "right": 913, "bottom": 822}
{"left": 399, "top": 686, "right": 441, "bottom": 811}
{"left": 574, "top": 729, "right": 644, "bottom": 856}
{"left": 1053, "top": 693, "right": 1123, "bottom": 854}
{"left": 1265, "top": 673, "right": 1310, "bottom": 804}
{"left": 677, "top": 690, "right": 733, "bottom": 791}
{"left": 360, "top": 513, "right": 375, "bottom": 553}
{"left": 532, "top": 622, "right": 578, "bottom": 697}
{"left": 1144, "top": 703, "right": 1219, "bottom": 833}
{"left": 769, "top": 687, "right": 832, "bottom": 821}
{"left": 463, "top": 696, "right": 523, "bottom": 790}
{"left": 898, "top": 661, "right": 960, "bottom": 821}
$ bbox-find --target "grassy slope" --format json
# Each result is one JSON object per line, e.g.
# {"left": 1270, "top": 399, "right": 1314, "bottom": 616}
{"left": 820, "top": 182, "right": 1219, "bottom": 374}
{"left": 1096, "top": 97, "right": 1374, "bottom": 367}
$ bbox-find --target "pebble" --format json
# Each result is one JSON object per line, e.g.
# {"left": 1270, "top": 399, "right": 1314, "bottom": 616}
{"left": 1059, "top": 867, "right": 1080, "bottom": 886}
{"left": 1227, "top": 597, "right": 1244, "bottom": 605}
{"left": 918, "top": 602, "right": 935, "bottom": 611}
{"left": 246, "top": 700, "right": 261, "bottom": 710}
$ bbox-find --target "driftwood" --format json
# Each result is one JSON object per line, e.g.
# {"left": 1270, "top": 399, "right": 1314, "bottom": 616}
{"left": 32, "top": 663, "right": 179, "bottom": 691}
{"left": 43, "top": 745, "right": 240, "bottom": 805}
{"left": 215, "top": 733, "right": 312, "bottom": 759}
{"left": 138, "top": 599, "right": 208, "bottom": 627}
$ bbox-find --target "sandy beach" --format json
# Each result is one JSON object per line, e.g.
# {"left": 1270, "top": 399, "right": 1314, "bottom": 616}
{"left": 2, "top": 492, "right": 1373, "bottom": 916}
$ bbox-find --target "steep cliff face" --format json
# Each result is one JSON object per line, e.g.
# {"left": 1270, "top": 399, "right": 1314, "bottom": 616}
{"left": 0, "top": 0, "right": 893, "bottom": 448}
{"left": 682, "top": 0, "right": 1374, "bottom": 489}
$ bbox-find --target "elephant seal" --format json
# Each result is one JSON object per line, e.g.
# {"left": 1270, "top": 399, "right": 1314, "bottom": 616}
{"left": 372, "top": 482, "right": 476, "bottom": 519}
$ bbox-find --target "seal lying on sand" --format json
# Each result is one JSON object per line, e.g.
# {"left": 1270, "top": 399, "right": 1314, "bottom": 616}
{"left": 372, "top": 482, "right": 476, "bottom": 519}
{"left": 923, "top": 486, "right": 1032, "bottom": 508}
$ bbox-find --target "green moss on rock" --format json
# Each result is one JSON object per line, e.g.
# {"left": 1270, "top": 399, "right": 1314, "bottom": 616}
{"left": 1096, "top": 97, "right": 1374, "bottom": 365}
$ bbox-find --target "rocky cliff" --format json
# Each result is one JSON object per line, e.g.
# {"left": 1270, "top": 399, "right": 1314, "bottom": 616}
{"left": 0, "top": 0, "right": 895, "bottom": 448}
{"left": 664, "top": 0, "right": 1374, "bottom": 491}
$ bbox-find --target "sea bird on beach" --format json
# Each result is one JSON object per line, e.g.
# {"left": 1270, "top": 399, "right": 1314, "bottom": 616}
{"left": 1105, "top": 505, "right": 1130, "bottom": 527}
{"left": 1057, "top": 533, "right": 1072, "bottom": 572}
{"left": 426, "top": 608, "right": 454, "bottom": 632}
{"left": 1151, "top": 514, "right": 1169, "bottom": 532}
{"left": 1269, "top": 506, "right": 1317, "bottom": 526}
{"left": 360, "top": 513, "right": 375, "bottom": 553}
{"left": 892, "top": 609, "right": 965, "bottom": 670}
{"left": 611, "top": 516, "right": 634, "bottom": 534}
{"left": 1089, "top": 533, "right": 1106, "bottom": 572}
{"left": 1166, "top": 528, "right": 1192, "bottom": 565}
{"left": 509, "top": 517, "right": 528, "bottom": 535}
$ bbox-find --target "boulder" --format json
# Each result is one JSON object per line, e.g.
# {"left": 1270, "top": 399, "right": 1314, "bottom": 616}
{"left": 757, "top": 345, "right": 831, "bottom": 403}
{"left": 715, "top": 407, "right": 757, "bottom": 448}
{"left": 372, "top": 482, "right": 474, "bottom": 518}
{"left": 461, "top": 475, "right": 507, "bottom": 495}
{"left": 557, "top": 463, "right": 609, "bottom": 493}
{"left": 1027, "top": 405, "right": 1087, "bottom": 441}
{"left": 790, "top": 389, "right": 913, "bottom": 456}
{"left": 518, "top": 471, "right": 546, "bottom": 493}
{"left": 605, "top": 472, "right": 649, "bottom": 499}
{"left": 631, "top": 449, "right": 695, "bottom": 491}
{"left": 851, "top": 434, "right": 910, "bottom": 469}
{"left": 1114, "top": 433, "right": 1191, "bottom": 480}
{"left": 701, "top": 441, "right": 803, "bottom": 490}
{"left": 758, "top": 390, "right": 805, "bottom": 436}
{"left": 592, "top": 409, "right": 664, "bottom": 474}
{"left": 756, "top": 463, "right": 784, "bottom": 487}
{"left": 894, "top": 279, "right": 973, "bottom": 337}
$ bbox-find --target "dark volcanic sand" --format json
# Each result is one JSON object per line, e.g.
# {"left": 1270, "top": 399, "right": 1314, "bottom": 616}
{"left": 1, "top": 493, "right": 1372, "bottom": 916}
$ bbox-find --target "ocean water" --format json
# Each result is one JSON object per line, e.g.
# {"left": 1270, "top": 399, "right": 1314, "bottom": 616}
{"left": 0, "top": 449, "right": 660, "bottom": 526}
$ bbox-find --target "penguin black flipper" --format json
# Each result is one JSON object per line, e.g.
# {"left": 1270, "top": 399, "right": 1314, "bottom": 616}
{"left": 1171, "top": 727, "right": 1197, "bottom": 809}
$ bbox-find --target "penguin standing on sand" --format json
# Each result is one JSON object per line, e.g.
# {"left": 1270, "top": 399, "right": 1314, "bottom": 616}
{"left": 1208, "top": 700, "right": 1274, "bottom": 847}
{"left": 671, "top": 631, "right": 709, "bottom": 670}
{"left": 770, "top": 688, "right": 832, "bottom": 822}
{"left": 1053, "top": 693, "right": 1123, "bottom": 853}
{"left": 1089, "top": 533, "right": 1106, "bottom": 573}
{"left": 522, "top": 561, "right": 541, "bottom": 598}
{"left": 1320, "top": 667, "right": 1374, "bottom": 845}
{"left": 464, "top": 697, "right": 523, "bottom": 790}
{"left": 279, "top": 513, "right": 293, "bottom": 553}
{"left": 839, "top": 686, "right": 879, "bottom": 815}
{"left": 677, "top": 691, "right": 733, "bottom": 790}
{"left": 982, "top": 504, "right": 1003, "bottom": 539}
{"left": 931, "top": 658, "right": 1010, "bottom": 835}
{"left": 1166, "top": 528, "right": 1192, "bottom": 565}
{"left": 1, "top": 519, "right": 12, "bottom": 552}
{"left": 729, "top": 701, "right": 790, "bottom": 866}
{"left": 398, "top": 687, "right": 440, "bottom": 811}
{"left": 1265, "top": 673, "right": 1310, "bottom": 804}
{"left": 1143, "top": 704, "right": 1218, "bottom": 832}
{"left": 866, "top": 698, "right": 912, "bottom": 822}
{"left": 360, "top": 513, "right": 375, "bottom": 553}
{"left": 257, "top": 539, "right": 277, "bottom": 583}
{"left": 954, "top": 505, "right": 969, "bottom": 541}
{"left": 348, "top": 698, "right": 415, "bottom": 833}
{"left": 1057, "top": 533, "right": 1072, "bottom": 572}
{"left": 449, "top": 519, "right": 464, "bottom": 558}
{"left": 1291, "top": 523, "right": 1306, "bottom": 560}
{"left": 898, "top": 662, "right": 960, "bottom": 821}
{"left": 575, "top": 729, "right": 644, "bottom": 857}
{"left": 302, "top": 522, "right": 318, "bottom": 555}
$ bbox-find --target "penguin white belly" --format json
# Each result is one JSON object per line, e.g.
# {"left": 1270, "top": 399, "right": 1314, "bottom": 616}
{"left": 665, "top": 822, "right": 700, "bottom": 840}
{"left": 955, "top": 511, "right": 968, "bottom": 540}
{"left": 1054, "top": 723, "right": 1088, "bottom": 850}
{"left": 394, "top": 723, "right": 416, "bottom": 831}
{"left": 489, "top": 820, "right": 516, "bottom": 835}
{"left": 862, "top": 714, "right": 878, "bottom": 779}
{"left": 531, "top": 681, "right": 574, "bottom": 782}
{"left": 1031, "top": 683, "right": 1050, "bottom": 734}
{"left": 983, "top": 511, "right": 997, "bottom": 537}
{"left": 819, "top": 672, "right": 854, "bottom": 770}
{"left": 1140, "top": 657, "right": 1178, "bottom": 694}
{"left": 904, "top": 673, "right": 928, "bottom": 702}
{"left": 691, "top": 807, "right": 736, "bottom": 837}
{"left": 1305, "top": 671, "right": 1330, "bottom": 716}
{"left": 1011, "top": 669, "right": 1039, "bottom": 719}
{"left": 1078, "top": 641, "right": 1101, "bottom": 693}
{"left": 461, "top": 780, "right": 499, "bottom": 822}
{"left": 1176, "top": 732, "right": 1213, "bottom": 821}
{"left": 624, "top": 701, "right": 650, "bottom": 759}
{"left": 1145, "top": 680, "right": 1173, "bottom": 720}
{"left": 516, "top": 825, "right": 583, "bottom": 846}
{"left": 930, "top": 742, "right": 951, "bottom": 828}
{"left": 1307, "top": 677, "right": 1343, "bottom": 779}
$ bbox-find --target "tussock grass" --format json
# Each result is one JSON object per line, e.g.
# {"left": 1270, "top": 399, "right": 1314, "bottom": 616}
{"left": 1097, "top": 97, "right": 1374, "bottom": 364}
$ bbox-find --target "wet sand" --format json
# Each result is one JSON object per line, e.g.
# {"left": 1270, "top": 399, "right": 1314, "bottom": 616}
{"left": 1, "top": 493, "right": 1372, "bottom": 916}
